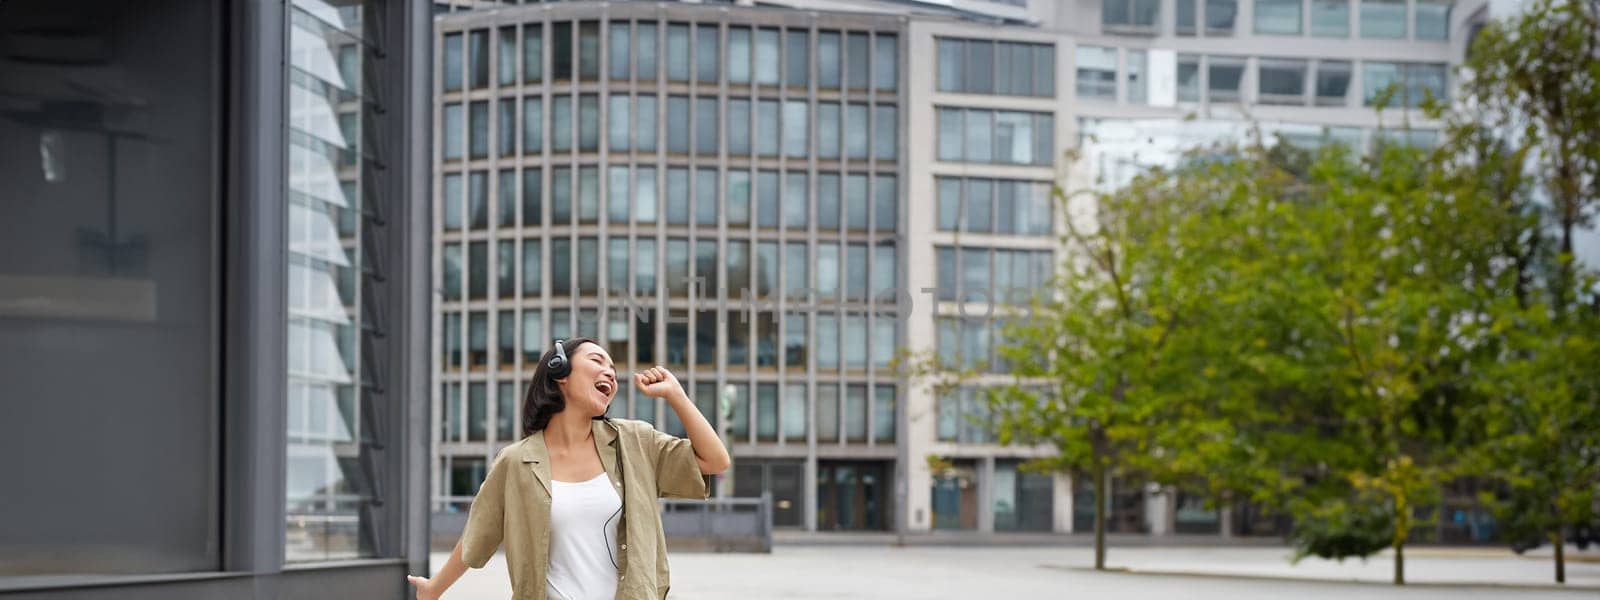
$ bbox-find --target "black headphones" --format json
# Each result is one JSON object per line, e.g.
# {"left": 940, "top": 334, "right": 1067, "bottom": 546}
{"left": 546, "top": 338, "right": 571, "bottom": 379}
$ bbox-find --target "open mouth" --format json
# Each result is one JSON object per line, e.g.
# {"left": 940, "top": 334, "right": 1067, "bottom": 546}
{"left": 595, "top": 380, "right": 614, "bottom": 398}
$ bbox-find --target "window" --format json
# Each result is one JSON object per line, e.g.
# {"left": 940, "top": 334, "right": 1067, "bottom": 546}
{"left": 667, "top": 238, "right": 690, "bottom": 297}
{"left": 443, "top": 32, "right": 463, "bottom": 91}
{"left": 522, "top": 97, "right": 542, "bottom": 154}
{"left": 784, "top": 172, "right": 808, "bottom": 230}
{"left": 497, "top": 170, "right": 516, "bottom": 227}
{"left": 1176, "top": 0, "right": 1198, "bottom": 35}
{"left": 1363, "top": 62, "right": 1447, "bottom": 108}
{"left": 815, "top": 313, "right": 838, "bottom": 371}
{"left": 667, "top": 95, "right": 689, "bottom": 153}
{"left": 553, "top": 22, "right": 572, "bottom": 81}
{"left": 578, "top": 94, "right": 598, "bottom": 152}
{"left": 874, "top": 175, "right": 896, "bottom": 233}
{"left": 637, "top": 167, "right": 657, "bottom": 223}
{"left": 728, "top": 99, "right": 751, "bottom": 155}
{"left": 696, "top": 168, "right": 718, "bottom": 227}
{"left": 522, "top": 311, "right": 543, "bottom": 364}
{"left": 846, "top": 103, "right": 869, "bottom": 159}
{"left": 496, "top": 241, "right": 515, "bottom": 299}
{"left": 844, "top": 314, "right": 868, "bottom": 370}
{"left": 578, "top": 21, "right": 600, "bottom": 81}
{"left": 1415, "top": 0, "right": 1450, "bottom": 40}
{"left": 846, "top": 244, "right": 869, "bottom": 302}
{"left": 847, "top": 175, "right": 869, "bottom": 231}
{"left": 498, "top": 26, "right": 517, "bottom": 86}
{"left": 817, "top": 243, "right": 840, "bottom": 301}
{"left": 637, "top": 23, "right": 657, "bottom": 80}
{"left": 728, "top": 171, "right": 751, "bottom": 226}
{"left": 522, "top": 239, "right": 541, "bottom": 297}
{"left": 874, "top": 105, "right": 897, "bottom": 160}
{"left": 1208, "top": 57, "right": 1244, "bottom": 103}
{"left": 872, "top": 385, "right": 895, "bottom": 442}
{"left": 442, "top": 244, "right": 463, "bottom": 301}
{"left": 757, "top": 171, "right": 780, "bottom": 229}
{"left": 696, "top": 23, "right": 719, "bottom": 83}
{"left": 497, "top": 312, "right": 516, "bottom": 366}
{"left": 1360, "top": 0, "right": 1406, "bottom": 38}
{"left": 578, "top": 167, "right": 599, "bottom": 225}
{"left": 817, "top": 385, "right": 840, "bottom": 441}
{"left": 1206, "top": 0, "right": 1238, "bottom": 34}
{"left": 757, "top": 383, "right": 778, "bottom": 441}
{"left": 845, "top": 385, "right": 868, "bottom": 442}
{"left": 635, "top": 238, "right": 656, "bottom": 294}
{"left": 1126, "top": 50, "right": 1147, "bottom": 104}
{"left": 550, "top": 237, "right": 571, "bottom": 296}
{"left": 937, "top": 177, "right": 1052, "bottom": 236}
{"left": 1258, "top": 59, "right": 1308, "bottom": 105}
{"left": 608, "top": 95, "right": 629, "bottom": 151}
{"left": 785, "top": 29, "right": 809, "bottom": 88}
{"left": 787, "top": 312, "right": 812, "bottom": 369}
{"left": 1315, "top": 60, "right": 1351, "bottom": 106}
{"left": 818, "top": 173, "right": 841, "bottom": 230}
{"left": 695, "top": 97, "right": 718, "bottom": 156}
{"left": 785, "top": 242, "right": 809, "bottom": 298}
{"left": 871, "top": 242, "right": 896, "bottom": 298}
{"left": 1312, "top": 0, "right": 1350, "bottom": 37}
{"left": 847, "top": 33, "right": 870, "bottom": 90}
{"left": 523, "top": 24, "right": 543, "bottom": 83}
{"left": 469, "top": 171, "right": 489, "bottom": 229}
{"left": 783, "top": 100, "right": 808, "bottom": 157}
{"left": 874, "top": 33, "right": 897, "bottom": 91}
{"left": 469, "top": 29, "right": 489, "bottom": 89}
{"left": 947, "top": 38, "right": 1046, "bottom": 96}
{"left": 610, "top": 22, "right": 630, "bottom": 80}
{"left": 636, "top": 94, "right": 657, "bottom": 152}
{"left": 551, "top": 96, "right": 571, "bottom": 152}
{"left": 468, "top": 312, "right": 489, "bottom": 369}
{"left": 667, "top": 168, "right": 689, "bottom": 225}
{"left": 694, "top": 238, "right": 719, "bottom": 295}
{"left": 818, "top": 102, "right": 840, "bottom": 159}
{"left": 818, "top": 31, "right": 841, "bottom": 89}
{"left": 608, "top": 237, "right": 628, "bottom": 293}
{"left": 667, "top": 23, "right": 690, "bottom": 82}
{"left": 443, "top": 103, "right": 463, "bottom": 160}
{"left": 1255, "top": 0, "right": 1303, "bottom": 34}
{"left": 498, "top": 99, "right": 516, "bottom": 156}
{"left": 1102, "top": 0, "right": 1160, "bottom": 30}
{"left": 756, "top": 28, "right": 780, "bottom": 86}
{"left": 757, "top": 100, "right": 780, "bottom": 157}
{"left": 1076, "top": 46, "right": 1117, "bottom": 100}
{"left": 756, "top": 242, "right": 779, "bottom": 298}
{"left": 728, "top": 26, "right": 751, "bottom": 84}
{"left": 469, "top": 101, "right": 488, "bottom": 158}
{"left": 936, "top": 108, "right": 1053, "bottom": 166}
{"left": 522, "top": 168, "right": 542, "bottom": 227}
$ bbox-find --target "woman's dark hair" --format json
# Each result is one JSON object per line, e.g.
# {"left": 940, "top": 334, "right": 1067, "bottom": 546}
{"left": 521, "top": 337, "right": 601, "bottom": 437}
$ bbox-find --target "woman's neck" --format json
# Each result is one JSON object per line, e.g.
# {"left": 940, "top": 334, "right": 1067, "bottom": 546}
{"left": 544, "top": 410, "right": 593, "bottom": 451}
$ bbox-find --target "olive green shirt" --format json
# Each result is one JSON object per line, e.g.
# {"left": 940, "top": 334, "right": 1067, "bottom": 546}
{"left": 459, "top": 417, "right": 709, "bottom": 600}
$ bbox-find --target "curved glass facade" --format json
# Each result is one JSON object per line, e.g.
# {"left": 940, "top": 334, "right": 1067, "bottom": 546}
{"left": 434, "top": 5, "right": 906, "bottom": 527}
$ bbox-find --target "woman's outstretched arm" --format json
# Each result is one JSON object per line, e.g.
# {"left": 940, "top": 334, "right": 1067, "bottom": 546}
{"left": 407, "top": 538, "right": 469, "bottom": 600}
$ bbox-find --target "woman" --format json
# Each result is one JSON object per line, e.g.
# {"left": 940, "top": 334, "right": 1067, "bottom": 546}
{"left": 408, "top": 337, "right": 731, "bottom": 600}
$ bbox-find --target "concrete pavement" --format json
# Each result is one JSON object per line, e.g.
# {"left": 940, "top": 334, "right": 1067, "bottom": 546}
{"left": 419, "top": 543, "right": 1600, "bottom": 599}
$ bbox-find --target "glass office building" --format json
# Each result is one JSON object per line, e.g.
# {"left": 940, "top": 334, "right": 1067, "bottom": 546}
{"left": 433, "top": 3, "right": 906, "bottom": 534}
{"left": 433, "top": 0, "right": 1480, "bottom": 540}
{"left": 1, "top": 0, "right": 433, "bottom": 598}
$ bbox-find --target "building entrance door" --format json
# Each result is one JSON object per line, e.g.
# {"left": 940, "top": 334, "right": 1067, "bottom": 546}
{"left": 817, "top": 460, "right": 891, "bottom": 531}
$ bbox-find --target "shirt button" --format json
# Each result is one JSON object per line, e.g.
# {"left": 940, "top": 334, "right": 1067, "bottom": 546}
{"left": 620, "top": 544, "right": 627, "bottom": 550}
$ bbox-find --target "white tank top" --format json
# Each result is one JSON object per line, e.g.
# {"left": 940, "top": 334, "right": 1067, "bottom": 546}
{"left": 545, "top": 472, "right": 622, "bottom": 600}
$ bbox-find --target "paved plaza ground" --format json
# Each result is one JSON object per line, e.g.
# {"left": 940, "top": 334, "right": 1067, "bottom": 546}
{"left": 423, "top": 541, "right": 1600, "bottom": 599}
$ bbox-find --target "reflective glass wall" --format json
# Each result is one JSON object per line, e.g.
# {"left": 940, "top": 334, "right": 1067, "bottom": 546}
{"left": 434, "top": 6, "right": 905, "bottom": 527}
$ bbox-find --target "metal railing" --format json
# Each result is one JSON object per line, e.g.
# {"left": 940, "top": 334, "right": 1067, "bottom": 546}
{"left": 659, "top": 493, "right": 772, "bottom": 553}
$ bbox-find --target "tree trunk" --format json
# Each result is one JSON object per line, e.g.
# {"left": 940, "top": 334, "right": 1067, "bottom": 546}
{"left": 1093, "top": 459, "right": 1107, "bottom": 570}
{"left": 1554, "top": 529, "right": 1566, "bottom": 584}
{"left": 1393, "top": 539, "right": 1405, "bottom": 585}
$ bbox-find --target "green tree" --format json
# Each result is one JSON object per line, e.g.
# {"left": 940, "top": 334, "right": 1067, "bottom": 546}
{"left": 1447, "top": 0, "right": 1600, "bottom": 583}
